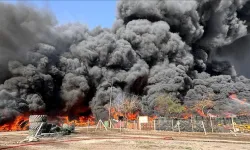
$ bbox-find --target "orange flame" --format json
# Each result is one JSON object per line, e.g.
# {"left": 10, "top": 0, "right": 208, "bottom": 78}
{"left": 229, "top": 94, "right": 247, "bottom": 105}
{"left": 181, "top": 113, "right": 192, "bottom": 119}
{"left": 229, "top": 94, "right": 237, "bottom": 100}
{"left": 196, "top": 109, "right": 206, "bottom": 117}
{"left": 58, "top": 115, "right": 95, "bottom": 126}
{"left": 127, "top": 112, "right": 139, "bottom": 121}
{"left": 110, "top": 107, "right": 124, "bottom": 120}
{"left": 181, "top": 106, "right": 192, "bottom": 119}
{"left": 110, "top": 107, "right": 140, "bottom": 121}
{"left": 148, "top": 115, "right": 157, "bottom": 121}
{"left": 0, "top": 114, "right": 96, "bottom": 132}
{"left": 0, "top": 115, "right": 29, "bottom": 131}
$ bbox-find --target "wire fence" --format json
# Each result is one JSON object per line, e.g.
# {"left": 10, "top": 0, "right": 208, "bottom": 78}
{"left": 154, "top": 116, "right": 250, "bottom": 133}
{"left": 93, "top": 116, "right": 250, "bottom": 134}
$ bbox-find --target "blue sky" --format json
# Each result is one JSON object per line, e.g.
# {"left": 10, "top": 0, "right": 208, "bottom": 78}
{"left": 4, "top": 0, "right": 118, "bottom": 29}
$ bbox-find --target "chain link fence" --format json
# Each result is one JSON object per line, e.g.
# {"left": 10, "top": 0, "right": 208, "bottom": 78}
{"left": 154, "top": 116, "right": 250, "bottom": 133}
{"left": 92, "top": 115, "right": 250, "bottom": 135}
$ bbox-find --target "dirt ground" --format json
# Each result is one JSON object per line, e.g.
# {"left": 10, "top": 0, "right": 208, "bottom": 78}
{"left": 1, "top": 128, "right": 250, "bottom": 150}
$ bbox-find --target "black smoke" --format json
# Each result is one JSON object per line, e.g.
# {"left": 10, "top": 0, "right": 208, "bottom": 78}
{"left": 1, "top": 0, "right": 250, "bottom": 123}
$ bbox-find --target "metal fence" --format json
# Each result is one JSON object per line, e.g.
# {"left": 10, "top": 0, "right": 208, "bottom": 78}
{"left": 93, "top": 116, "right": 250, "bottom": 134}
{"left": 154, "top": 116, "right": 250, "bottom": 133}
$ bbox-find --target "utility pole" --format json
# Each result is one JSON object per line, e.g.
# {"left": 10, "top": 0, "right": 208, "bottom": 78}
{"left": 108, "top": 78, "right": 113, "bottom": 128}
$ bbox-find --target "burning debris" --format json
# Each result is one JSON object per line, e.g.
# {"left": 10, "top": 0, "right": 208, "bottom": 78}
{"left": 0, "top": 115, "right": 28, "bottom": 131}
{"left": 1, "top": 0, "right": 250, "bottom": 126}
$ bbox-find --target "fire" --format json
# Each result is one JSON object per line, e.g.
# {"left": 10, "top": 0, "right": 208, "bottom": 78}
{"left": 196, "top": 109, "right": 206, "bottom": 117}
{"left": 110, "top": 107, "right": 140, "bottom": 121}
{"left": 181, "top": 113, "right": 192, "bottom": 119}
{"left": 181, "top": 106, "right": 192, "bottom": 119}
{"left": 0, "top": 115, "right": 95, "bottom": 132}
{"left": 127, "top": 112, "right": 139, "bottom": 120}
{"left": 229, "top": 94, "right": 237, "bottom": 100}
{"left": 110, "top": 107, "right": 124, "bottom": 120}
{"left": 229, "top": 94, "right": 248, "bottom": 105}
{"left": 0, "top": 115, "right": 29, "bottom": 131}
{"left": 148, "top": 115, "right": 157, "bottom": 121}
{"left": 59, "top": 115, "right": 95, "bottom": 126}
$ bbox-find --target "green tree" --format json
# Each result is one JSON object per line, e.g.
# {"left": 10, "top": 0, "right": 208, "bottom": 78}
{"left": 155, "top": 94, "right": 185, "bottom": 118}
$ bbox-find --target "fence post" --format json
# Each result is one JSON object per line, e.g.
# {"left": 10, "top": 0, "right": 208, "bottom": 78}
{"left": 95, "top": 120, "right": 100, "bottom": 131}
{"left": 171, "top": 119, "right": 174, "bottom": 131}
{"left": 95, "top": 120, "right": 107, "bottom": 131}
{"left": 191, "top": 116, "right": 194, "bottom": 132}
{"left": 87, "top": 119, "right": 89, "bottom": 133}
{"left": 35, "top": 122, "right": 44, "bottom": 137}
{"left": 231, "top": 117, "right": 236, "bottom": 133}
{"left": 209, "top": 116, "right": 214, "bottom": 133}
{"left": 109, "top": 119, "right": 111, "bottom": 129}
{"left": 201, "top": 120, "right": 207, "bottom": 135}
{"left": 177, "top": 120, "right": 180, "bottom": 134}
{"left": 120, "top": 120, "right": 122, "bottom": 132}
{"left": 154, "top": 119, "right": 156, "bottom": 131}
{"left": 101, "top": 120, "right": 108, "bottom": 131}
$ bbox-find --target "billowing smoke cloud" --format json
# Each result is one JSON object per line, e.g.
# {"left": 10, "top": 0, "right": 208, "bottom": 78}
{"left": 213, "top": 35, "right": 250, "bottom": 78}
{"left": 0, "top": 90, "right": 29, "bottom": 124}
{"left": 0, "top": 2, "right": 57, "bottom": 83}
{"left": 1, "top": 0, "right": 250, "bottom": 123}
{"left": 210, "top": 0, "right": 250, "bottom": 78}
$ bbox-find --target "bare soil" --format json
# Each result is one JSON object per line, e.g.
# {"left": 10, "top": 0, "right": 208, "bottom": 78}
{"left": 1, "top": 127, "right": 250, "bottom": 150}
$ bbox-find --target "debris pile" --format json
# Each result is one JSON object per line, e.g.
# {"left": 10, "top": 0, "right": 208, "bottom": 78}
{"left": 29, "top": 115, "right": 47, "bottom": 137}
{"left": 22, "top": 115, "right": 75, "bottom": 143}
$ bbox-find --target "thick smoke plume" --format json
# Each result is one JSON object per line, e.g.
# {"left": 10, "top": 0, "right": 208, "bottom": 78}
{"left": 1, "top": 0, "right": 250, "bottom": 123}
